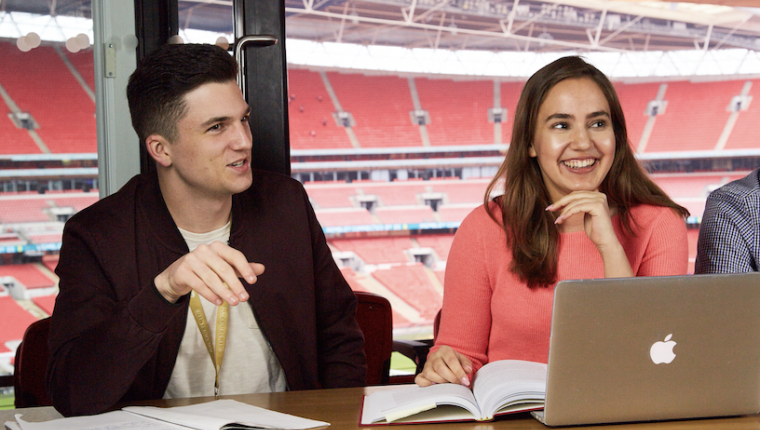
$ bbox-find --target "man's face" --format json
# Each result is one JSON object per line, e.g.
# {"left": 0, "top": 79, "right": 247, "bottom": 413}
{"left": 166, "top": 80, "right": 253, "bottom": 200}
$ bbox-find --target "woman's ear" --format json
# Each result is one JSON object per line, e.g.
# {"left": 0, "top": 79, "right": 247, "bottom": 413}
{"left": 528, "top": 145, "right": 537, "bottom": 158}
{"left": 145, "top": 134, "right": 172, "bottom": 167}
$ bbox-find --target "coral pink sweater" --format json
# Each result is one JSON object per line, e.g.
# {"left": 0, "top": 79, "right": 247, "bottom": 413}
{"left": 434, "top": 203, "right": 688, "bottom": 373}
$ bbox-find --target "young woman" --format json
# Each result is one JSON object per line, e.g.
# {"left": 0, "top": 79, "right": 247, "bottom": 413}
{"left": 416, "top": 56, "right": 689, "bottom": 388}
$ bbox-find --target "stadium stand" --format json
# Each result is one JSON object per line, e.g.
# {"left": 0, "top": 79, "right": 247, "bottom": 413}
{"left": 375, "top": 206, "right": 437, "bottom": 224}
{"left": 49, "top": 195, "right": 99, "bottom": 211}
{"left": 0, "top": 198, "right": 53, "bottom": 223}
{"left": 371, "top": 264, "right": 442, "bottom": 321}
{"left": 32, "top": 294, "right": 56, "bottom": 316}
{"left": 28, "top": 233, "right": 62, "bottom": 244}
{"left": 0, "top": 264, "right": 55, "bottom": 289}
{"left": 358, "top": 181, "right": 429, "bottom": 206}
{"left": 327, "top": 72, "right": 421, "bottom": 147}
{"left": 438, "top": 204, "right": 479, "bottom": 222}
{"left": 614, "top": 81, "right": 660, "bottom": 151}
{"left": 41, "top": 255, "right": 59, "bottom": 273}
{"left": 415, "top": 77, "right": 494, "bottom": 145}
{"left": 330, "top": 237, "right": 414, "bottom": 264}
{"left": 287, "top": 69, "right": 353, "bottom": 150}
{"left": 0, "top": 42, "right": 96, "bottom": 154}
{"left": 0, "top": 296, "right": 38, "bottom": 353}
{"left": 499, "top": 81, "right": 523, "bottom": 144}
{"left": 429, "top": 179, "right": 490, "bottom": 203}
{"left": 650, "top": 173, "right": 727, "bottom": 198}
{"left": 65, "top": 50, "right": 95, "bottom": 92}
{"left": 723, "top": 79, "right": 760, "bottom": 150}
{"left": 646, "top": 80, "right": 744, "bottom": 153}
{"left": 414, "top": 234, "right": 455, "bottom": 262}
{"left": 0, "top": 96, "right": 40, "bottom": 155}
{"left": 314, "top": 208, "right": 376, "bottom": 226}
{"left": 305, "top": 183, "right": 358, "bottom": 208}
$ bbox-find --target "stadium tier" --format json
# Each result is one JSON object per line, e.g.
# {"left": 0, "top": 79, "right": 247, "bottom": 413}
{"left": 724, "top": 79, "right": 760, "bottom": 151}
{"left": 645, "top": 80, "right": 746, "bottom": 153}
{"left": 327, "top": 72, "right": 421, "bottom": 148}
{"left": 371, "top": 264, "right": 442, "bottom": 321}
{"left": 0, "top": 296, "right": 38, "bottom": 353}
{"left": 330, "top": 237, "right": 415, "bottom": 265}
{"left": 0, "top": 42, "right": 96, "bottom": 154}
{"left": 0, "top": 263, "right": 55, "bottom": 289}
{"left": 287, "top": 69, "right": 353, "bottom": 150}
{"left": 614, "top": 82, "right": 661, "bottom": 151}
{"left": 415, "top": 77, "right": 495, "bottom": 146}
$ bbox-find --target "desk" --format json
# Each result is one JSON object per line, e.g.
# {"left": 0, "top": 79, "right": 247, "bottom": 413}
{"left": 2, "top": 387, "right": 760, "bottom": 430}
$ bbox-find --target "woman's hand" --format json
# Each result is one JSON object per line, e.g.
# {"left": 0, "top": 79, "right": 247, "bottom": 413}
{"left": 415, "top": 345, "right": 473, "bottom": 387}
{"left": 547, "top": 191, "right": 633, "bottom": 278}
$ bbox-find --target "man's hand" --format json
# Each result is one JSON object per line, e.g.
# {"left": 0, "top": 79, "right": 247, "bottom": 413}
{"left": 415, "top": 345, "right": 473, "bottom": 387}
{"left": 154, "top": 241, "right": 265, "bottom": 305}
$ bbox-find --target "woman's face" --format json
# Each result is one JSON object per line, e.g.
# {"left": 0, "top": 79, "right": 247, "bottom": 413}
{"left": 529, "top": 77, "right": 616, "bottom": 203}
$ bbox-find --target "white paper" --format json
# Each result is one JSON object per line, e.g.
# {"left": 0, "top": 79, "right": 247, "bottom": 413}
{"left": 15, "top": 411, "right": 188, "bottom": 430}
{"left": 123, "top": 399, "right": 329, "bottom": 430}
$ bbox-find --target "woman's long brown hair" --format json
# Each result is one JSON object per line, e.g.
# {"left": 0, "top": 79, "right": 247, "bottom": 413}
{"left": 484, "top": 56, "right": 689, "bottom": 288}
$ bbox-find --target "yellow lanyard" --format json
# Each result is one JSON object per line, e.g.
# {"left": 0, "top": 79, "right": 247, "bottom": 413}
{"left": 189, "top": 291, "right": 229, "bottom": 396}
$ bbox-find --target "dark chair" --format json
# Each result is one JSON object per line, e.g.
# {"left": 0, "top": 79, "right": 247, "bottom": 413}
{"left": 14, "top": 317, "right": 52, "bottom": 408}
{"left": 354, "top": 291, "right": 393, "bottom": 386}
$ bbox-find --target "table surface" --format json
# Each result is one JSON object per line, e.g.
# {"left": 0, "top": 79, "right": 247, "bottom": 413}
{"left": 3, "top": 386, "right": 760, "bottom": 429}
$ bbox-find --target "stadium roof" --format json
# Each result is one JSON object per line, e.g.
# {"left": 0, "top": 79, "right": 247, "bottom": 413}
{"left": 4, "top": 0, "right": 760, "bottom": 78}
{"left": 2, "top": 0, "right": 760, "bottom": 52}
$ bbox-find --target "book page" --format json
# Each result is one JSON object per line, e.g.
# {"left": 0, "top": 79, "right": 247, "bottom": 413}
{"left": 361, "top": 383, "right": 481, "bottom": 424}
{"left": 123, "top": 399, "right": 329, "bottom": 430}
{"left": 471, "top": 360, "right": 547, "bottom": 419}
{"left": 15, "top": 411, "right": 188, "bottom": 430}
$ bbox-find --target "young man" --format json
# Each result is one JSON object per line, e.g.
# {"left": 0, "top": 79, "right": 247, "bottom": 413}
{"left": 695, "top": 168, "right": 760, "bottom": 274}
{"left": 47, "top": 43, "right": 366, "bottom": 417}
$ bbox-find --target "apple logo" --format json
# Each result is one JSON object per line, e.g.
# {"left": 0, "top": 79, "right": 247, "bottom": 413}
{"left": 650, "top": 334, "right": 677, "bottom": 364}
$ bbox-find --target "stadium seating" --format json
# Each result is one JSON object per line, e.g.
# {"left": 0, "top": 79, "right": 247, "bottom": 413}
{"left": 314, "top": 208, "right": 376, "bottom": 226}
{"left": 49, "top": 195, "right": 99, "bottom": 211}
{"left": 31, "top": 294, "right": 56, "bottom": 316}
{"left": 327, "top": 72, "right": 421, "bottom": 147}
{"left": 415, "top": 77, "right": 493, "bottom": 145}
{"left": 375, "top": 206, "right": 437, "bottom": 224}
{"left": 0, "top": 96, "right": 40, "bottom": 155}
{"left": 371, "top": 264, "right": 441, "bottom": 321}
{"left": 646, "top": 80, "right": 744, "bottom": 153}
{"left": 0, "top": 198, "right": 52, "bottom": 223}
{"left": 0, "top": 264, "right": 55, "bottom": 289}
{"left": 330, "top": 237, "right": 414, "bottom": 264}
{"left": 614, "top": 82, "right": 660, "bottom": 151}
{"left": 414, "top": 234, "right": 455, "bottom": 261}
{"left": 724, "top": 79, "right": 760, "bottom": 150}
{"left": 305, "top": 183, "right": 357, "bottom": 208}
{"left": 499, "top": 82, "right": 523, "bottom": 144}
{"left": 429, "top": 179, "right": 490, "bottom": 204}
{"left": 287, "top": 69, "right": 353, "bottom": 150}
{"left": 65, "top": 50, "right": 95, "bottom": 92}
{"left": 0, "top": 296, "right": 38, "bottom": 353}
{"left": 0, "top": 42, "right": 96, "bottom": 154}
{"left": 650, "top": 173, "right": 727, "bottom": 198}
{"left": 358, "top": 182, "right": 429, "bottom": 206}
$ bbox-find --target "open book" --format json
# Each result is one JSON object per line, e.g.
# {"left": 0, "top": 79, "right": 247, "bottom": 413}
{"left": 360, "top": 360, "right": 546, "bottom": 425}
{"left": 6, "top": 399, "right": 329, "bottom": 430}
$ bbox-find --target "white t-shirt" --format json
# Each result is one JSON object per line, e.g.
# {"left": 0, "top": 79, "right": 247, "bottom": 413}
{"left": 163, "top": 221, "right": 287, "bottom": 398}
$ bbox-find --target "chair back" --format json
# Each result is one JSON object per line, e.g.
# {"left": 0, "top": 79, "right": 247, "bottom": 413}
{"left": 14, "top": 317, "right": 52, "bottom": 408}
{"left": 354, "top": 291, "right": 393, "bottom": 386}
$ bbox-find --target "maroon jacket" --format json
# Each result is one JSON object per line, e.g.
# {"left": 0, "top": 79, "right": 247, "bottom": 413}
{"left": 48, "top": 170, "right": 366, "bottom": 416}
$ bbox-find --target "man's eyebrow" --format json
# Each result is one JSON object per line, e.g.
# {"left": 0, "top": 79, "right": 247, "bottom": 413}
{"left": 200, "top": 116, "right": 232, "bottom": 128}
{"left": 200, "top": 107, "right": 251, "bottom": 129}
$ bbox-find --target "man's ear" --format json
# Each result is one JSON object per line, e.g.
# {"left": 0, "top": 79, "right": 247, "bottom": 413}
{"left": 145, "top": 134, "right": 172, "bottom": 167}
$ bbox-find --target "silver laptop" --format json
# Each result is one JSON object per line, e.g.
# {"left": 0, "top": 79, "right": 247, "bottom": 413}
{"left": 533, "top": 272, "right": 760, "bottom": 427}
